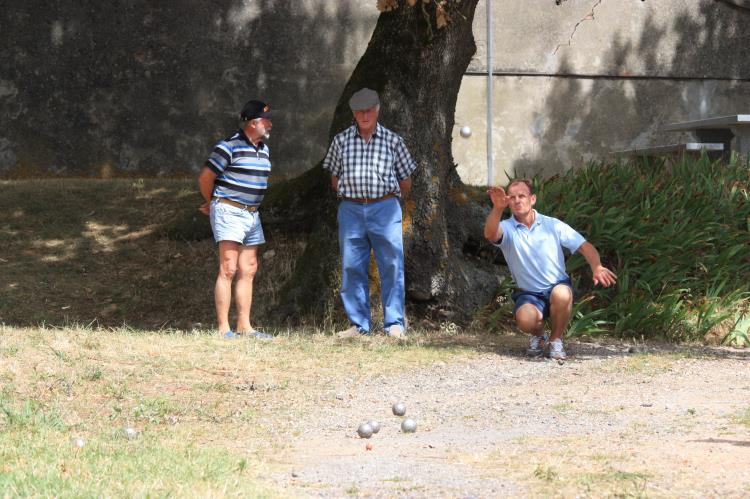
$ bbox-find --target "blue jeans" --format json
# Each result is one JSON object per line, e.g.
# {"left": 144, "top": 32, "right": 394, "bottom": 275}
{"left": 337, "top": 197, "right": 405, "bottom": 333}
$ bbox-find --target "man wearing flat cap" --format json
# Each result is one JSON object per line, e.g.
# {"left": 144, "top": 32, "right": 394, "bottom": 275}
{"left": 197, "top": 99, "right": 275, "bottom": 339}
{"left": 322, "top": 87, "right": 417, "bottom": 339}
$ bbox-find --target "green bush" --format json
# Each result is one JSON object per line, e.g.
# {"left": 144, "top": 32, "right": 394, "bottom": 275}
{"left": 533, "top": 154, "right": 750, "bottom": 343}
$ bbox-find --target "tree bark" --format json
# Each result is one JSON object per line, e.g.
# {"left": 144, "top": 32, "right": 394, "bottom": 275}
{"left": 268, "top": 0, "right": 502, "bottom": 326}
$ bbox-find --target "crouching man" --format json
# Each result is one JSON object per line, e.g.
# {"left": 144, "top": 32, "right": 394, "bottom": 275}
{"left": 484, "top": 178, "right": 617, "bottom": 359}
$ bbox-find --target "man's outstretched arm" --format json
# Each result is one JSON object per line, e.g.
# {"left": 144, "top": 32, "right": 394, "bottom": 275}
{"left": 577, "top": 241, "right": 618, "bottom": 287}
{"left": 484, "top": 186, "right": 508, "bottom": 243}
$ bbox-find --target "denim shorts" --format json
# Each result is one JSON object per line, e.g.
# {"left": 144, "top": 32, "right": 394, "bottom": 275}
{"left": 512, "top": 278, "right": 574, "bottom": 319}
{"left": 209, "top": 199, "right": 265, "bottom": 246}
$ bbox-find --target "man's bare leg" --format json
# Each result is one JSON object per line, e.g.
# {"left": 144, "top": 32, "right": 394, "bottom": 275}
{"left": 234, "top": 245, "right": 258, "bottom": 333}
{"left": 516, "top": 302, "right": 547, "bottom": 357}
{"left": 515, "top": 303, "right": 544, "bottom": 336}
{"left": 215, "top": 241, "right": 240, "bottom": 333}
{"left": 548, "top": 284, "right": 573, "bottom": 342}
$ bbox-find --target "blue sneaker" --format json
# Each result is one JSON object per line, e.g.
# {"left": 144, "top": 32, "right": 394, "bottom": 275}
{"left": 223, "top": 330, "right": 272, "bottom": 340}
{"left": 250, "top": 330, "right": 273, "bottom": 340}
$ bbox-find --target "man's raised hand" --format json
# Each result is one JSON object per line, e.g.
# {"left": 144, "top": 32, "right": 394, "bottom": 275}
{"left": 487, "top": 186, "right": 509, "bottom": 210}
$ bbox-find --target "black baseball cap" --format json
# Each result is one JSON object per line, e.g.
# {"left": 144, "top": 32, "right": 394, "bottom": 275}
{"left": 240, "top": 100, "right": 274, "bottom": 121}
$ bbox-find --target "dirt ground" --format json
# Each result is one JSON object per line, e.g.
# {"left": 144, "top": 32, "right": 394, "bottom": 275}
{"left": 264, "top": 336, "right": 750, "bottom": 498}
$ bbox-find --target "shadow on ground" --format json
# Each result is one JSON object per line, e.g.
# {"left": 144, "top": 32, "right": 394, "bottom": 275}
{"left": 418, "top": 331, "right": 750, "bottom": 361}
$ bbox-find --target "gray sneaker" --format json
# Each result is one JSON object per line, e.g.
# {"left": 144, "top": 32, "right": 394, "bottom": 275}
{"left": 526, "top": 333, "right": 547, "bottom": 357}
{"left": 386, "top": 324, "right": 405, "bottom": 339}
{"left": 337, "top": 325, "right": 368, "bottom": 339}
{"left": 546, "top": 338, "right": 567, "bottom": 360}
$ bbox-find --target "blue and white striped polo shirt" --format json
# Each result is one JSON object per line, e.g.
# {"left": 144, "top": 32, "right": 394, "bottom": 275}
{"left": 205, "top": 129, "right": 271, "bottom": 206}
{"left": 322, "top": 122, "right": 417, "bottom": 199}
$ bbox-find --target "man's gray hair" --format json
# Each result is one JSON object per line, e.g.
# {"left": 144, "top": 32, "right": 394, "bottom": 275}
{"left": 240, "top": 117, "right": 264, "bottom": 127}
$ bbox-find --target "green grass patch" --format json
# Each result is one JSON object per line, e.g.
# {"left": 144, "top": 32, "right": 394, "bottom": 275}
{"left": 733, "top": 406, "right": 750, "bottom": 428}
{"left": 0, "top": 389, "right": 267, "bottom": 495}
{"left": 0, "top": 426, "right": 266, "bottom": 497}
{"left": 577, "top": 470, "right": 650, "bottom": 496}
{"left": 533, "top": 464, "right": 559, "bottom": 482}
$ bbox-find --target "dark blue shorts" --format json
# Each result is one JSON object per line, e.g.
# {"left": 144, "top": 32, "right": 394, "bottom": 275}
{"left": 512, "top": 279, "right": 574, "bottom": 319}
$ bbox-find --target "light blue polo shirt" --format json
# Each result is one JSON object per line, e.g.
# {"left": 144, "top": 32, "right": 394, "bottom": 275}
{"left": 494, "top": 210, "right": 585, "bottom": 293}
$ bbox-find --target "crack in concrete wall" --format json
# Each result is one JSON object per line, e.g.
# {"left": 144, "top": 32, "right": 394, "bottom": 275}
{"left": 554, "top": 0, "right": 604, "bottom": 55}
{"left": 716, "top": 0, "right": 750, "bottom": 12}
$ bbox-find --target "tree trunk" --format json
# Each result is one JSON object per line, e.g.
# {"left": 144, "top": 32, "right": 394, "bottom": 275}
{"left": 268, "top": 0, "right": 502, "bottom": 326}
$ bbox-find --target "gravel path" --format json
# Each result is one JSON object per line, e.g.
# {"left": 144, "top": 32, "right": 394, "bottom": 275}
{"left": 268, "top": 338, "right": 750, "bottom": 498}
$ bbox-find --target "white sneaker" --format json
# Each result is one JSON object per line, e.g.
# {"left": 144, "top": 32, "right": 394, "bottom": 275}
{"left": 526, "top": 333, "right": 547, "bottom": 357}
{"left": 337, "top": 325, "right": 367, "bottom": 338}
{"left": 546, "top": 338, "right": 567, "bottom": 360}
{"left": 386, "top": 324, "right": 405, "bottom": 338}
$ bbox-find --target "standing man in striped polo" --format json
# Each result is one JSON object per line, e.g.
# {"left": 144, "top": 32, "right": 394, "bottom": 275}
{"left": 322, "top": 88, "right": 417, "bottom": 339}
{"left": 198, "top": 100, "right": 274, "bottom": 339}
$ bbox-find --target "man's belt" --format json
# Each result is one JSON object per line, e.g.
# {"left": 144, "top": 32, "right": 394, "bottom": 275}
{"left": 213, "top": 197, "right": 258, "bottom": 212}
{"left": 341, "top": 194, "right": 396, "bottom": 204}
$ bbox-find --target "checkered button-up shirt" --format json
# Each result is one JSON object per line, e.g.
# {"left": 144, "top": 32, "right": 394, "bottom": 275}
{"left": 322, "top": 123, "right": 417, "bottom": 199}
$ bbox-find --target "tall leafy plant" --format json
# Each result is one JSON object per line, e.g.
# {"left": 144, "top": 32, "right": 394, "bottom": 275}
{"left": 532, "top": 155, "right": 750, "bottom": 344}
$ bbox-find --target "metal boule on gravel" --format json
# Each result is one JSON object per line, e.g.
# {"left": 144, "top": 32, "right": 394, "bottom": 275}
{"left": 392, "top": 402, "right": 406, "bottom": 416}
{"left": 367, "top": 420, "right": 381, "bottom": 433}
{"left": 123, "top": 427, "right": 138, "bottom": 439}
{"left": 401, "top": 418, "right": 417, "bottom": 433}
{"left": 357, "top": 423, "right": 374, "bottom": 439}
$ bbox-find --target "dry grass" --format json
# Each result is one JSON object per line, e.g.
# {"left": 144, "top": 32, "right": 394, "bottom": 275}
{"left": 465, "top": 434, "right": 682, "bottom": 498}
{"left": 0, "top": 324, "right": 479, "bottom": 495}
{"left": 0, "top": 178, "right": 310, "bottom": 331}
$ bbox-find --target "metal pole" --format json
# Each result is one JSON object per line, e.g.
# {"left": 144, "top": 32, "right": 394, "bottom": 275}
{"left": 486, "top": 0, "right": 493, "bottom": 186}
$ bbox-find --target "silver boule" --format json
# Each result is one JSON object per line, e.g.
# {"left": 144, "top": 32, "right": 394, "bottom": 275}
{"left": 367, "top": 420, "right": 381, "bottom": 433}
{"left": 123, "top": 427, "right": 138, "bottom": 439}
{"left": 459, "top": 125, "right": 472, "bottom": 138}
{"left": 357, "top": 423, "right": 374, "bottom": 439}
{"left": 392, "top": 402, "right": 406, "bottom": 416}
{"left": 401, "top": 418, "right": 417, "bottom": 433}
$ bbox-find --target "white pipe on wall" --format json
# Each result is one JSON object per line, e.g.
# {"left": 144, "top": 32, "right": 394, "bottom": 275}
{"left": 486, "top": 0, "right": 493, "bottom": 186}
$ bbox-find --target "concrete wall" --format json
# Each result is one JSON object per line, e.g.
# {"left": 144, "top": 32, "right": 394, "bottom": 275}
{"left": 454, "top": 0, "right": 750, "bottom": 184}
{"left": 0, "top": 0, "right": 377, "bottom": 177}
{"left": 2, "top": 0, "right": 749, "bottom": 182}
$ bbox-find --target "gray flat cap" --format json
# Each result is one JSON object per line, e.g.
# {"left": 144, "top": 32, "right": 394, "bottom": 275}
{"left": 349, "top": 88, "right": 380, "bottom": 111}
